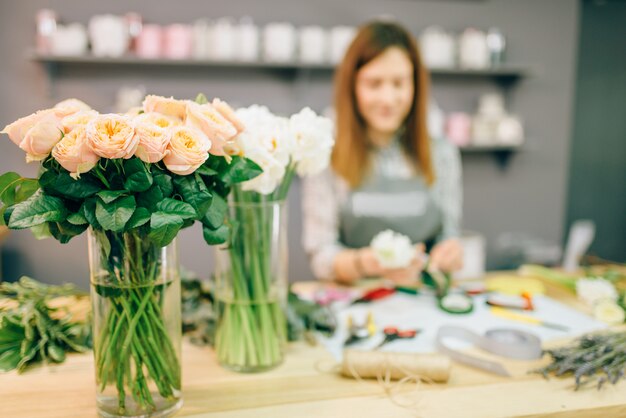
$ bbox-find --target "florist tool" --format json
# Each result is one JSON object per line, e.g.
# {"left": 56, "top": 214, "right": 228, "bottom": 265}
{"left": 436, "top": 325, "right": 542, "bottom": 377}
{"left": 394, "top": 285, "right": 420, "bottom": 295}
{"left": 490, "top": 307, "right": 569, "bottom": 331}
{"left": 344, "top": 312, "right": 377, "bottom": 346}
{"left": 421, "top": 255, "right": 473, "bottom": 314}
{"left": 486, "top": 292, "right": 534, "bottom": 311}
{"left": 375, "top": 326, "right": 420, "bottom": 349}
{"left": 351, "top": 287, "right": 396, "bottom": 305}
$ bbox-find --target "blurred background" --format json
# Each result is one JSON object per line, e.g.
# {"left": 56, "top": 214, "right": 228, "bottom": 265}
{"left": 0, "top": 0, "right": 624, "bottom": 288}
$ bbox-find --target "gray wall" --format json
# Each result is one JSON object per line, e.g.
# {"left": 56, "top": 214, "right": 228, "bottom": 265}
{"left": 0, "top": 0, "right": 580, "bottom": 287}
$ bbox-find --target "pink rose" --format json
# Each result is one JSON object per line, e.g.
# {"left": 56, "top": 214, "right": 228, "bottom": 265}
{"left": 142, "top": 95, "right": 187, "bottom": 120}
{"left": 1, "top": 109, "right": 56, "bottom": 146}
{"left": 61, "top": 110, "right": 98, "bottom": 133}
{"left": 52, "top": 126, "right": 99, "bottom": 178}
{"left": 163, "top": 126, "right": 211, "bottom": 175}
{"left": 212, "top": 98, "right": 246, "bottom": 133}
{"left": 133, "top": 113, "right": 174, "bottom": 163}
{"left": 185, "top": 101, "right": 238, "bottom": 156}
{"left": 53, "top": 98, "right": 92, "bottom": 118}
{"left": 86, "top": 114, "right": 138, "bottom": 159}
{"left": 18, "top": 112, "right": 64, "bottom": 162}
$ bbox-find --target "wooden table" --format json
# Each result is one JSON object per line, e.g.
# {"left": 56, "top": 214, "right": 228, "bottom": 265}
{"left": 2, "top": 278, "right": 626, "bottom": 418}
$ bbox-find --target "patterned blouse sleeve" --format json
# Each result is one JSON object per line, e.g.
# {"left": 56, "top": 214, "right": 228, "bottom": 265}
{"left": 431, "top": 138, "right": 463, "bottom": 240}
{"left": 301, "top": 169, "right": 346, "bottom": 281}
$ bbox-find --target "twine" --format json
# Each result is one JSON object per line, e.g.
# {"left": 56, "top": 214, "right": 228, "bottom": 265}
{"left": 315, "top": 350, "right": 451, "bottom": 416}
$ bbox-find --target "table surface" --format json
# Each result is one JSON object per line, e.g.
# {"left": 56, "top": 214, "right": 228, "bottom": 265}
{"left": 2, "top": 276, "right": 626, "bottom": 418}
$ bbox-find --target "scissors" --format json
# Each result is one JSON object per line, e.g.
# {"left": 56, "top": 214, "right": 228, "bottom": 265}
{"left": 344, "top": 312, "right": 377, "bottom": 346}
{"left": 375, "top": 326, "right": 420, "bottom": 349}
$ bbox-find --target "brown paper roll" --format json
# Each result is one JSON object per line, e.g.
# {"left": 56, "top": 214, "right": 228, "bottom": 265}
{"left": 341, "top": 349, "right": 451, "bottom": 383}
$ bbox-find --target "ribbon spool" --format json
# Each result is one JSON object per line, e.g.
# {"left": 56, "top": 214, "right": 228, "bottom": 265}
{"left": 341, "top": 349, "right": 451, "bottom": 383}
{"left": 436, "top": 325, "right": 542, "bottom": 376}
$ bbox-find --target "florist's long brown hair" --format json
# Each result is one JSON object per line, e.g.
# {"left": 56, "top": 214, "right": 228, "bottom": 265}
{"left": 332, "top": 20, "right": 433, "bottom": 188}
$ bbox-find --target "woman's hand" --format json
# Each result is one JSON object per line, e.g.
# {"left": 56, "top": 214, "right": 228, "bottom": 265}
{"left": 429, "top": 238, "right": 463, "bottom": 273}
{"left": 367, "top": 244, "right": 426, "bottom": 286}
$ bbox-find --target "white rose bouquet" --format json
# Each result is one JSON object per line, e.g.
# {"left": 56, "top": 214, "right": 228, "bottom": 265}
{"left": 0, "top": 94, "right": 261, "bottom": 415}
{"left": 213, "top": 105, "right": 334, "bottom": 371}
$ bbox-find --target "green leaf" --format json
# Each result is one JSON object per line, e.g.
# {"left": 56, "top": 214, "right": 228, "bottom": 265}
{"left": 136, "top": 173, "right": 173, "bottom": 211}
{"left": 8, "top": 190, "right": 67, "bottom": 229}
{"left": 126, "top": 207, "right": 151, "bottom": 230}
{"left": 58, "top": 221, "right": 88, "bottom": 238}
{"left": 95, "top": 196, "right": 136, "bottom": 232}
{"left": 81, "top": 199, "right": 99, "bottom": 228}
{"left": 203, "top": 224, "right": 229, "bottom": 245}
{"left": 156, "top": 198, "right": 197, "bottom": 220}
{"left": 14, "top": 179, "right": 39, "bottom": 203}
{"left": 195, "top": 93, "right": 209, "bottom": 104}
{"left": 97, "top": 190, "right": 127, "bottom": 204}
{"left": 123, "top": 158, "right": 153, "bottom": 192}
{"left": 30, "top": 223, "right": 52, "bottom": 240}
{"left": 173, "top": 175, "right": 212, "bottom": 217}
{"left": 47, "top": 344, "right": 66, "bottom": 363}
{"left": 66, "top": 211, "right": 88, "bottom": 225}
{"left": 196, "top": 165, "right": 218, "bottom": 177}
{"left": 219, "top": 156, "right": 263, "bottom": 186}
{"left": 0, "top": 172, "right": 21, "bottom": 206}
{"left": 202, "top": 193, "right": 228, "bottom": 229}
{"left": 148, "top": 212, "right": 183, "bottom": 247}
{"left": 39, "top": 170, "right": 100, "bottom": 200}
{"left": 153, "top": 173, "right": 174, "bottom": 197}
{"left": 0, "top": 348, "right": 21, "bottom": 372}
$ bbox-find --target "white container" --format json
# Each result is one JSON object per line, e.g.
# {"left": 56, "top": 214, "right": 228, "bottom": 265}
{"left": 329, "top": 26, "right": 356, "bottom": 64}
{"left": 420, "top": 26, "right": 455, "bottom": 69}
{"left": 212, "top": 18, "right": 236, "bottom": 61}
{"left": 236, "top": 17, "right": 259, "bottom": 62}
{"left": 193, "top": 20, "right": 210, "bottom": 59}
{"left": 454, "top": 231, "right": 486, "bottom": 281}
{"left": 51, "top": 23, "right": 88, "bottom": 56}
{"left": 263, "top": 22, "right": 296, "bottom": 62}
{"left": 299, "top": 26, "right": 328, "bottom": 64}
{"left": 458, "top": 28, "right": 489, "bottom": 69}
{"left": 89, "top": 14, "right": 129, "bottom": 58}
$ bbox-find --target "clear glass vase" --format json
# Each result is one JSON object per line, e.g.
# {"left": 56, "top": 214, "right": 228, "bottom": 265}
{"left": 213, "top": 198, "right": 288, "bottom": 372}
{"left": 88, "top": 228, "right": 183, "bottom": 418}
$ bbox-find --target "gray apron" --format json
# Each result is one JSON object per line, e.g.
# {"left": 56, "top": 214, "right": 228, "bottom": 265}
{"left": 339, "top": 170, "right": 443, "bottom": 250}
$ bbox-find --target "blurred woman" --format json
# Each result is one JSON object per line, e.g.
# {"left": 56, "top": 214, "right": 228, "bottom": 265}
{"left": 302, "top": 20, "right": 463, "bottom": 284}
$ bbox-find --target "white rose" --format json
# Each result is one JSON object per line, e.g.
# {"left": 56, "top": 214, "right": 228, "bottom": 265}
{"left": 576, "top": 277, "right": 618, "bottom": 307}
{"left": 240, "top": 147, "right": 285, "bottom": 195}
{"left": 593, "top": 299, "right": 625, "bottom": 325}
{"left": 370, "top": 230, "right": 416, "bottom": 269}
{"left": 288, "top": 107, "right": 334, "bottom": 177}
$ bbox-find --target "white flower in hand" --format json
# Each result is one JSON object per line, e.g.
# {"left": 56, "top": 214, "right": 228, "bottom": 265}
{"left": 370, "top": 230, "right": 415, "bottom": 269}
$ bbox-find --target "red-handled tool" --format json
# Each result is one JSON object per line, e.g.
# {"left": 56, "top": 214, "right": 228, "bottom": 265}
{"left": 351, "top": 287, "right": 396, "bottom": 304}
{"left": 375, "top": 326, "right": 420, "bottom": 349}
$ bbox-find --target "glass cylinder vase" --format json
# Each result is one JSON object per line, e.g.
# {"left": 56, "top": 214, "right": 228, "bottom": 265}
{"left": 213, "top": 198, "right": 288, "bottom": 372}
{"left": 88, "top": 228, "right": 182, "bottom": 418}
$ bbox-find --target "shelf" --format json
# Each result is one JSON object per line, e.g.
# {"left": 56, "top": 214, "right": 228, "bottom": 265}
{"left": 459, "top": 143, "right": 523, "bottom": 168}
{"left": 459, "top": 144, "right": 522, "bottom": 153}
{"left": 28, "top": 51, "right": 532, "bottom": 82}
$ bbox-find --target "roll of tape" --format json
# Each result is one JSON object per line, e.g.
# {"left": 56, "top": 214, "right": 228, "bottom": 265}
{"left": 436, "top": 325, "right": 542, "bottom": 376}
